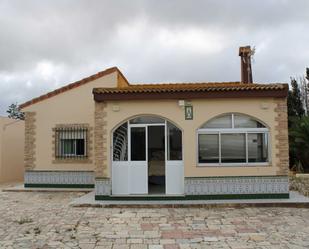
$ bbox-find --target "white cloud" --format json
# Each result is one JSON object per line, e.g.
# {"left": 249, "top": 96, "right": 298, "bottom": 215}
{"left": 35, "top": 61, "right": 55, "bottom": 81}
{"left": 157, "top": 28, "right": 226, "bottom": 54}
{"left": 0, "top": 0, "right": 309, "bottom": 114}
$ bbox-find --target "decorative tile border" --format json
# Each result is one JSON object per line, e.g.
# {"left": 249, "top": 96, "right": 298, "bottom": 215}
{"left": 95, "top": 178, "right": 111, "bottom": 196}
{"left": 25, "top": 171, "right": 289, "bottom": 199}
{"left": 94, "top": 176, "right": 289, "bottom": 200}
{"left": 24, "top": 170, "right": 94, "bottom": 187}
{"left": 184, "top": 176, "right": 289, "bottom": 195}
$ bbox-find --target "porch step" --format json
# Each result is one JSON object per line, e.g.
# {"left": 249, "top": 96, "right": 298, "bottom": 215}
{"left": 70, "top": 191, "right": 309, "bottom": 208}
{"left": 96, "top": 194, "right": 189, "bottom": 201}
{"left": 111, "top": 194, "right": 185, "bottom": 198}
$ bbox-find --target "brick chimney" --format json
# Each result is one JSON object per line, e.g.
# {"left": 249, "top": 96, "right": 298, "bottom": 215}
{"left": 239, "top": 46, "right": 253, "bottom": 83}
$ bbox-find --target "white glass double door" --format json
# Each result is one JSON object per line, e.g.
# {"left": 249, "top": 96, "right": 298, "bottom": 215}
{"left": 112, "top": 121, "right": 184, "bottom": 195}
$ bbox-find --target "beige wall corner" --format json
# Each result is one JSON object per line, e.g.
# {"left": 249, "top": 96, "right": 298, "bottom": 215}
{"left": 24, "top": 112, "right": 36, "bottom": 170}
{"left": 94, "top": 102, "right": 108, "bottom": 178}
{"left": 0, "top": 118, "right": 24, "bottom": 183}
{"left": 274, "top": 98, "right": 289, "bottom": 175}
{"left": 20, "top": 71, "right": 117, "bottom": 172}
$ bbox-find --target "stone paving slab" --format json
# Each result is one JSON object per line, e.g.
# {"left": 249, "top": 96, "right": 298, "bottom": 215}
{"left": 2, "top": 183, "right": 309, "bottom": 248}
{"left": 70, "top": 191, "right": 309, "bottom": 208}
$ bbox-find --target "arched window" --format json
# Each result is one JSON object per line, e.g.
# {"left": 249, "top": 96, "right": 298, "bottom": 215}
{"left": 113, "top": 116, "right": 182, "bottom": 161}
{"left": 197, "top": 113, "right": 269, "bottom": 165}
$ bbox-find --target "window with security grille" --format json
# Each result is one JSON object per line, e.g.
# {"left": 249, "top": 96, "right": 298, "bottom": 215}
{"left": 55, "top": 127, "right": 87, "bottom": 159}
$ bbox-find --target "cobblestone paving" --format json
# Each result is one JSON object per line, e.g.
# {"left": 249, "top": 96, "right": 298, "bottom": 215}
{"left": 1, "top": 188, "right": 309, "bottom": 249}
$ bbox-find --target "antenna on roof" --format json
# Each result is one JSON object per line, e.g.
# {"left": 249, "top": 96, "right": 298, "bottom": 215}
{"left": 250, "top": 46, "right": 256, "bottom": 63}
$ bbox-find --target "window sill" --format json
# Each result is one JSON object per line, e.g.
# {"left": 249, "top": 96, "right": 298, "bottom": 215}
{"left": 197, "top": 162, "right": 270, "bottom": 167}
{"left": 53, "top": 158, "right": 92, "bottom": 164}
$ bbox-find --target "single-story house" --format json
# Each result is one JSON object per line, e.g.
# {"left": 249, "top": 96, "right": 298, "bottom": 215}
{"left": 0, "top": 117, "right": 24, "bottom": 183}
{"left": 20, "top": 46, "right": 289, "bottom": 200}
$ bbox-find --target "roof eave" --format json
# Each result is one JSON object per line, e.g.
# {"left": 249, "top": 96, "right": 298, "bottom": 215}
{"left": 93, "top": 88, "right": 288, "bottom": 102}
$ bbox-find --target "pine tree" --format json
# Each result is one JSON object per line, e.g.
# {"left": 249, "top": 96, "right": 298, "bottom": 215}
{"left": 288, "top": 70, "right": 309, "bottom": 171}
{"left": 299, "top": 76, "right": 308, "bottom": 114}
{"left": 305, "top": 68, "right": 309, "bottom": 113}
{"left": 288, "top": 78, "right": 305, "bottom": 119}
{"left": 290, "top": 116, "right": 309, "bottom": 172}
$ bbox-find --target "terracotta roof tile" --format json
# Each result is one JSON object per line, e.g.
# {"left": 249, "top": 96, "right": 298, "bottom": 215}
{"left": 93, "top": 82, "right": 287, "bottom": 94}
{"left": 20, "top": 66, "right": 288, "bottom": 110}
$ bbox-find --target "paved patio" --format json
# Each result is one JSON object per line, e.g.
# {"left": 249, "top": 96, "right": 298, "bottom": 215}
{"left": 1, "top": 184, "right": 309, "bottom": 249}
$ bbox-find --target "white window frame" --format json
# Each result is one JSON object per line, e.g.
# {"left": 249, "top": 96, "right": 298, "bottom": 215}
{"left": 197, "top": 114, "right": 271, "bottom": 167}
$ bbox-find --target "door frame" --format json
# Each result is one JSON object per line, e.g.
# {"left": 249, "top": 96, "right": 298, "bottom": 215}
{"left": 129, "top": 122, "right": 166, "bottom": 159}
{"left": 111, "top": 117, "right": 184, "bottom": 196}
{"left": 164, "top": 121, "right": 184, "bottom": 195}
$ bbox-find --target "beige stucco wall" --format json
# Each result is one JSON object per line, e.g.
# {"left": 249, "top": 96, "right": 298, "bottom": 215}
{"left": 22, "top": 71, "right": 118, "bottom": 171}
{"left": 0, "top": 117, "right": 24, "bottom": 182}
{"left": 20, "top": 69, "right": 288, "bottom": 179}
{"left": 103, "top": 97, "right": 282, "bottom": 178}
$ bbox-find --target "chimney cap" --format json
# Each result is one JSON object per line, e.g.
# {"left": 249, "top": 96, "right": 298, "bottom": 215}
{"left": 239, "top": 46, "right": 252, "bottom": 56}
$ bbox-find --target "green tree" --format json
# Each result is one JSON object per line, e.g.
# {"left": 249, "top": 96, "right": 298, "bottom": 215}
{"left": 288, "top": 78, "right": 305, "bottom": 119}
{"left": 6, "top": 103, "right": 25, "bottom": 120}
{"left": 288, "top": 77, "right": 306, "bottom": 170}
{"left": 289, "top": 116, "right": 309, "bottom": 172}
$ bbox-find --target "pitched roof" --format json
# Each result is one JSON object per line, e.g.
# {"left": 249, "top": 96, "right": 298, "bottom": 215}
{"left": 93, "top": 82, "right": 286, "bottom": 93}
{"left": 93, "top": 82, "right": 288, "bottom": 101}
{"left": 20, "top": 64, "right": 288, "bottom": 109}
{"left": 20, "top": 66, "right": 129, "bottom": 109}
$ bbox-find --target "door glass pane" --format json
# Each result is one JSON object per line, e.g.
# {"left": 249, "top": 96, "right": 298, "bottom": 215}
{"left": 248, "top": 133, "right": 268, "bottom": 162}
{"left": 113, "top": 123, "right": 128, "bottom": 161}
{"left": 148, "top": 126, "right": 165, "bottom": 161}
{"left": 130, "top": 116, "right": 165, "bottom": 124}
{"left": 167, "top": 122, "right": 182, "bottom": 160}
{"left": 221, "top": 133, "right": 246, "bottom": 163}
{"left": 198, "top": 134, "right": 219, "bottom": 163}
{"left": 234, "top": 114, "right": 265, "bottom": 128}
{"left": 201, "top": 114, "right": 232, "bottom": 128}
{"left": 131, "top": 127, "right": 146, "bottom": 161}
{"left": 148, "top": 126, "right": 165, "bottom": 192}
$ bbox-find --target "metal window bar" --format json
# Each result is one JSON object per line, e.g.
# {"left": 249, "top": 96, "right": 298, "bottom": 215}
{"left": 55, "top": 127, "right": 88, "bottom": 159}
